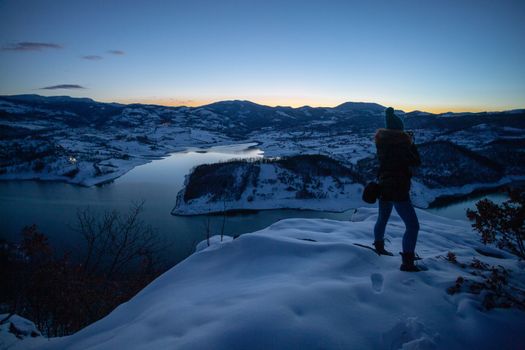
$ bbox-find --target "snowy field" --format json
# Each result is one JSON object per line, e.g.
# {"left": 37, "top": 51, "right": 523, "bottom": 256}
{"left": 5, "top": 207, "right": 524, "bottom": 349}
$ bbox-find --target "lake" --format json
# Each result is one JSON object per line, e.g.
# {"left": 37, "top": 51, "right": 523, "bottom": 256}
{"left": 425, "top": 190, "right": 509, "bottom": 220}
{"left": 0, "top": 143, "right": 509, "bottom": 266}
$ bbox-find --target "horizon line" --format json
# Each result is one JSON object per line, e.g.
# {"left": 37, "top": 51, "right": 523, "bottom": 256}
{"left": 101, "top": 97, "right": 525, "bottom": 114}
{"left": 2, "top": 93, "right": 524, "bottom": 114}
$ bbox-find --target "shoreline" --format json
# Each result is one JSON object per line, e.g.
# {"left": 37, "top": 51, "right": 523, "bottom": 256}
{"left": 427, "top": 179, "right": 524, "bottom": 208}
{"left": 172, "top": 178, "right": 525, "bottom": 217}
{"left": 171, "top": 204, "right": 358, "bottom": 217}
{"left": 0, "top": 141, "right": 258, "bottom": 187}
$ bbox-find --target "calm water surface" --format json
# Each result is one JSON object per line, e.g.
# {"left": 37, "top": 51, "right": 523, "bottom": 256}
{"left": 0, "top": 144, "right": 352, "bottom": 265}
{"left": 0, "top": 143, "right": 509, "bottom": 265}
{"left": 426, "top": 191, "right": 509, "bottom": 220}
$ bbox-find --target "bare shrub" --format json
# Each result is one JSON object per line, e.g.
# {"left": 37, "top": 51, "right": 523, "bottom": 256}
{"left": 444, "top": 256, "right": 525, "bottom": 311}
{"left": 75, "top": 201, "right": 162, "bottom": 278}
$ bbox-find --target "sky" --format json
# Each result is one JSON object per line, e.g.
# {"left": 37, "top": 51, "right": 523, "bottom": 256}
{"left": 0, "top": 0, "right": 524, "bottom": 113}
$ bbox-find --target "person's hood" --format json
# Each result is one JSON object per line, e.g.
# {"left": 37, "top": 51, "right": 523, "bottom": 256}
{"left": 385, "top": 108, "right": 404, "bottom": 131}
{"left": 374, "top": 128, "right": 412, "bottom": 145}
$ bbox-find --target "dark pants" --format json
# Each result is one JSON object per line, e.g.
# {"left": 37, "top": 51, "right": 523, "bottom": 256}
{"left": 374, "top": 199, "right": 419, "bottom": 253}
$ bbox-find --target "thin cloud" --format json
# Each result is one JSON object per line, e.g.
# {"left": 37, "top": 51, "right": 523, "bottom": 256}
{"left": 82, "top": 55, "right": 103, "bottom": 60}
{"left": 1, "top": 42, "right": 62, "bottom": 51}
{"left": 107, "top": 49, "right": 125, "bottom": 55}
{"left": 40, "top": 84, "right": 86, "bottom": 90}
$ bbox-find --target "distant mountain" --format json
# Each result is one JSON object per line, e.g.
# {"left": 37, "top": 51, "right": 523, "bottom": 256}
{"left": 2, "top": 94, "right": 524, "bottom": 116}
{"left": 1, "top": 94, "right": 96, "bottom": 104}
{"left": 199, "top": 100, "right": 282, "bottom": 120}
{"left": 2, "top": 94, "right": 525, "bottom": 137}
{"left": 202, "top": 100, "right": 270, "bottom": 111}
{"left": 333, "top": 101, "right": 386, "bottom": 113}
{"left": 0, "top": 94, "right": 125, "bottom": 128}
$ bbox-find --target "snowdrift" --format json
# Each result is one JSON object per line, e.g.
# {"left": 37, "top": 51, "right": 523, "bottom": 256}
{"left": 31, "top": 208, "right": 525, "bottom": 349}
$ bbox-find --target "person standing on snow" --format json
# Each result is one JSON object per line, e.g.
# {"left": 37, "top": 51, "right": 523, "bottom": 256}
{"left": 373, "top": 107, "right": 422, "bottom": 272}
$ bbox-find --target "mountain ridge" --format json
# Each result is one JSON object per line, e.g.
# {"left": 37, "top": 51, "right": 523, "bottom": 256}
{"left": 3, "top": 94, "right": 523, "bottom": 115}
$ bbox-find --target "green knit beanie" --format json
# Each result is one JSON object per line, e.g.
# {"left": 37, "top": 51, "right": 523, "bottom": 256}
{"left": 385, "top": 107, "right": 404, "bottom": 130}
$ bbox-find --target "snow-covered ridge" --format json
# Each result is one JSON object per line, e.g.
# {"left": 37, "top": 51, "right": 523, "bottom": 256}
{"left": 172, "top": 155, "right": 366, "bottom": 215}
{"left": 22, "top": 208, "right": 524, "bottom": 350}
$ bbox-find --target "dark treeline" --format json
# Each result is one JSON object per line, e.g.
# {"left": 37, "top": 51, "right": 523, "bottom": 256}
{"left": 0, "top": 202, "right": 168, "bottom": 337}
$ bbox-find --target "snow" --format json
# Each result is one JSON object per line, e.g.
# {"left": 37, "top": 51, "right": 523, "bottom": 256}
{"left": 22, "top": 208, "right": 525, "bottom": 350}
{"left": 276, "top": 110, "right": 293, "bottom": 118}
{"left": 0, "top": 125, "right": 233, "bottom": 187}
{"left": 501, "top": 126, "right": 525, "bottom": 134}
{"left": 0, "top": 314, "right": 42, "bottom": 349}
{"left": 0, "top": 100, "right": 49, "bottom": 114}
{"left": 172, "top": 161, "right": 368, "bottom": 215}
{"left": 195, "top": 235, "right": 234, "bottom": 252}
{"left": 0, "top": 120, "right": 57, "bottom": 130}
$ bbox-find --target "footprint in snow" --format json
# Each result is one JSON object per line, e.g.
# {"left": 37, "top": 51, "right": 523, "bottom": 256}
{"left": 382, "top": 317, "right": 439, "bottom": 350}
{"left": 371, "top": 273, "right": 384, "bottom": 293}
{"left": 402, "top": 278, "right": 416, "bottom": 286}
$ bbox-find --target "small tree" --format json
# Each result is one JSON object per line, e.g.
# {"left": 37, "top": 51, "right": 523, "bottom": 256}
{"left": 220, "top": 200, "right": 228, "bottom": 242}
{"left": 466, "top": 188, "right": 525, "bottom": 259}
{"left": 202, "top": 207, "right": 212, "bottom": 247}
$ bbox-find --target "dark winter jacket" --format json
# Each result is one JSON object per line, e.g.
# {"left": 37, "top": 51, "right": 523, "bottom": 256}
{"left": 374, "top": 128, "right": 421, "bottom": 201}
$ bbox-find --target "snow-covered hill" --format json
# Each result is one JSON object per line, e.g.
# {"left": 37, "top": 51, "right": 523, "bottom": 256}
{"left": 1, "top": 95, "right": 524, "bottom": 206}
{"left": 173, "top": 155, "right": 365, "bottom": 215}
{"left": 9, "top": 208, "right": 523, "bottom": 349}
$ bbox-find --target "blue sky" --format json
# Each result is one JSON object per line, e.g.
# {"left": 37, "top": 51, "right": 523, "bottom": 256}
{"left": 0, "top": 0, "right": 524, "bottom": 112}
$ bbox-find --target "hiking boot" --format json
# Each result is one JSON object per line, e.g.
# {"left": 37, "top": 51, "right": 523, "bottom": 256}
{"left": 373, "top": 240, "right": 393, "bottom": 256}
{"left": 400, "top": 252, "right": 422, "bottom": 272}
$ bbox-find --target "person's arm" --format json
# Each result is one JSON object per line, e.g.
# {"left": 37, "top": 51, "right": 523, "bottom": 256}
{"left": 407, "top": 143, "right": 421, "bottom": 167}
{"left": 402, "top": 131, "right": 421, "bottom": 167}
